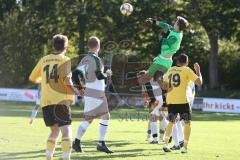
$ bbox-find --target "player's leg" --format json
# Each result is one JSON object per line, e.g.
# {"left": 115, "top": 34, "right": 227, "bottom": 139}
{"left": 53, "top": 105, "right": 73, "bottom": 160}
{"left": 150, "top": 114, "right": 158, "bottom": 143}
{"left": 73, "top": 115, "right": 93, "bottom": 152}
{"left": 180, "top": 103, "right": 192, "bottom": 153}
{"left": 60, "top": 125, "right": 72, "bottom": 160}
{"left": 162, "top": 104, "right": 178, "bottom": 152}
{"left": 146, "top": 120, "right": 151, "bottom": 142}
{"left": 46, "top": 124, "right": 60, "bottom": 160}
{"left": 171, "top": 119, "right": 181, "bottom": 150}
{"left": 97, "top": 95, "right": 114, "bottom": 153}
{"left": 158, "top": 116, "right": 165, "bottom": 142}
{"left": 97, "top": 111, "right": 114, "bottom": 153}
{"left": 42, "top": 106, "right": 59, "bottom": 160}
{"left": 177, "top": 120, "right": 184, "bottom": 147}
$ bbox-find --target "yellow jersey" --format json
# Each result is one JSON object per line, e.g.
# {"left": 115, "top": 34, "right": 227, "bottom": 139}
{"left": 163, "top": 66, "right": 199, "bottom": 104}
{"left": 29, "top": 53, "right": 74, "bottom": 107}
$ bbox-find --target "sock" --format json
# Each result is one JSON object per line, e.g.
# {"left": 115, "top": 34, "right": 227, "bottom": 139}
{"left": 160, "top": 118, "right": 168, "bottom": 129}
{"left": 177, "top": 121, "right": 184, "bottom": 142}
{"left": 76, "top": 121, "right": 90, "bottom": 140}
{"left": 99, "top": 120, "right": 109, "bottom": 142}
{"left": 183, "top": 122, "right": 191, "bottom": 148}
{"left": 147, "top": 129, "right": 151, "bottom": 135}
{"left": 172, "top": 124, "right": 179, "bottom": 146}
{"left": 164, "top": 122, "right": 174, "bottom": 145}
{"left": 151, "top": 121, "right": 158, "bottom": 141}
{"left": 46, "top": 138, "right": 56, "bottom": 159}
{"left": 159, "top": 123, "right": 165, "bottom": 139}
{"left": 61, "top": 137, "right": 72, "bottom": 160}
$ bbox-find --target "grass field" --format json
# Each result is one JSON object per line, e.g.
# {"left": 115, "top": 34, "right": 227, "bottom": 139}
{"left": 0, "top": 101, "right": 240, "bottom": 160}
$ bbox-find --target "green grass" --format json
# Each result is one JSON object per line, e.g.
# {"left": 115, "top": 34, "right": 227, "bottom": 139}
{"left": 0, "top": 101, "right": 240, "bottom": 160}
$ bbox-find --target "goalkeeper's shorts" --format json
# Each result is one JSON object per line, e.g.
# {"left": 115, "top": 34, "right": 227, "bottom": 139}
{"left": 147, "top": 55, "right": 173, "bottom": 77}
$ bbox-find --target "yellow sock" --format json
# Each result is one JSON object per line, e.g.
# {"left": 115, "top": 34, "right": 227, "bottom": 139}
{"left": 183, "top": 122, "right": 191, "bottom": 148}
{"left": 164, "top": 122, "right": 174, "bottom": 145}
{"left": 46, "top": 138, "right": 56, "bottom": 159}
{"left": 61, "top": 137, "right": 72, "bottom": 160}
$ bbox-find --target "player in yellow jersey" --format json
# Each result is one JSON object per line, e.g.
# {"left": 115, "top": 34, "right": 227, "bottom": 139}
{"left": 161, "top": 54, "right": 202, "bottom": 153}
{"left": 29, "top": 34, "right": 80, "bottom": 160}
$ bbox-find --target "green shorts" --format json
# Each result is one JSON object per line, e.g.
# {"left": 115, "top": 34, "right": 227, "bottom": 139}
{"left": 147, "top": 56, "right": 173, "bottom": 77}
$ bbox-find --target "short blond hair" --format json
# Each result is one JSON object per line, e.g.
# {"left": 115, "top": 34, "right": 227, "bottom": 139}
{"left": 87, "top": 36, "right": 100, "bottom": 49}
{"left": 53, "top": 34, "right": 68, "bottom": 52}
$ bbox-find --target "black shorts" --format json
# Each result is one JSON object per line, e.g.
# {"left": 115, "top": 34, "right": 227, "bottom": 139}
{"left": 167, "top": 103, "right": 191, "bottom": 121}
{"left": 42, "top": 105, "right": 72, "bottom": 127}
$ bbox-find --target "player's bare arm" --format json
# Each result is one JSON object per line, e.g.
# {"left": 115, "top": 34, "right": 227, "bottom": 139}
{"left": 193, "top": 63, "right": 203, "bottom": 87}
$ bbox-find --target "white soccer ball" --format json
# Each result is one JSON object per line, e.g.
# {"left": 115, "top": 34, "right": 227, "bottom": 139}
{"left": 120, "top": 3, "right": 133, "bottom": 16}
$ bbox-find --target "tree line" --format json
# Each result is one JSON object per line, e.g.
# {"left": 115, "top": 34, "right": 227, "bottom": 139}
{"left": 0, "top": 0, "right": 239, "bottom": 89}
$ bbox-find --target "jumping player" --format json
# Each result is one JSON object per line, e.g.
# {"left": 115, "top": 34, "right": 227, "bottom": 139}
{"left": 138, "top": 16, "right": 189, "bottom": 109}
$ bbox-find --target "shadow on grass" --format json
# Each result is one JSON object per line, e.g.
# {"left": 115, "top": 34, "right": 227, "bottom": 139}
{"left": 0, "top": 150, "right": 46, "bottom": 160}
{"left": 0, "top": 140, "right": 153, "bottom": 160}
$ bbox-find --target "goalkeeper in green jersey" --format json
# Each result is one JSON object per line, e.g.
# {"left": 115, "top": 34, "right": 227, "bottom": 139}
{"left": 138, "top": 16, "right": 189, "bottom": 108}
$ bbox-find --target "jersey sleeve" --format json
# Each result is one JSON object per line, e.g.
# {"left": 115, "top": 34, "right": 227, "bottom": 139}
{"left": 159, "top": 22, "right": 174, "bottom": 30}
{"left": 187, "top": 68, "right": 199, "bottom": 83}
{"left": 161, "top": 35, "right": 178, "bottom": 50}
{"left": 77, "top": 56, "right": 97, "bottom": 82}
{"left": 29, "top": 59, "right": 42, "bottom": 83}
{"left": 61, "top": 57, "right": 73, "bottom": 85}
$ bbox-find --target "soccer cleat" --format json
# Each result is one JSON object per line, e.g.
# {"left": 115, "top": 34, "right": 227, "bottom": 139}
{"left": 72, "top": 140, "right": 84, "bottom": 153}
{"left": 163, "top": 145, "right": 171, "bottom": 152}
{"left": 97, "top": 142, "right": 114, "bottom": 154}
{"left": 181, "top": 147, "right": 188, "bottom": 154}
{"left": 179, "top": 141, "right": 184, "bottom": 148}
{"left": 170, "top": 145, "right": 181, "bottom": 150}
{"left": 150, "top": 140, "right": 158, "bottom": 144}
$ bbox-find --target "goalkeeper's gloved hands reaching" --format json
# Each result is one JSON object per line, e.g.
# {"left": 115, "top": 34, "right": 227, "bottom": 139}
{"left": 145, "top": 18, "right": 157, "bottom": 26}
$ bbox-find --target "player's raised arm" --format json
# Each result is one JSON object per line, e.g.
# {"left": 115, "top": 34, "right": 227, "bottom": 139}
{"left": 145, "top": 18, "right": 173, "bottom": 30}
{"left": 193, "top": 63, "right": 203, "bottom": 87}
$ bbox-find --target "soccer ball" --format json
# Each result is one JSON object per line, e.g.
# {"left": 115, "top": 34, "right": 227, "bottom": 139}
{"left": 120, "top": 3, "right": 133, "bottom": 16}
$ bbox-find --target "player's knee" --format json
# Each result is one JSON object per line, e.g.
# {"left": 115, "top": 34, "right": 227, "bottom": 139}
{"left": 159, "top": 115, "right": 164, "bottom": 121}
{"left": 50, "top": 127, "right": 60, "bottom": 139}
{"left": 85, "top": 116, "right": 94, "bottom": 123}
{"left": 60, "top": 125, "right": 71, "bottom": 138}
{"left": 151, "top": 114, "right": 157, "bottom": 122}
{"left": 101, "top": 112, "right": 110, "bottom": 120}
{"left": 184, "top": 120, "right": 191, "bottom": 125}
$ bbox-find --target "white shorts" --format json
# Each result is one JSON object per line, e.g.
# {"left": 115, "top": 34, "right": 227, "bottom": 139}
{"left": 84, "top": 96, "right": 109, "bottom": 116}
{"left": 150, "top": 96, "right": 167, "bottom": 117}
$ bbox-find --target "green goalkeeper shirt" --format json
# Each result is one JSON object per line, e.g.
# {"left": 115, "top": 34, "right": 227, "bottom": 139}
{"left": 159, "top": 22, "right": 183, "bottom": 57}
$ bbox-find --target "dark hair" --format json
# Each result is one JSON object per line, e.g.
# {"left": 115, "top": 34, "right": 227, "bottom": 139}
{"left": 177, "top": 16, "right": 189, "bottom": 31}
{"left": 177, "top": 54, "right": 188, "bottom": 64}
{"left": 53, "top": 34, "right": 68, "bottom": 52}
{"left": 88, "top": 36, "right": 100, "bottom": 49}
